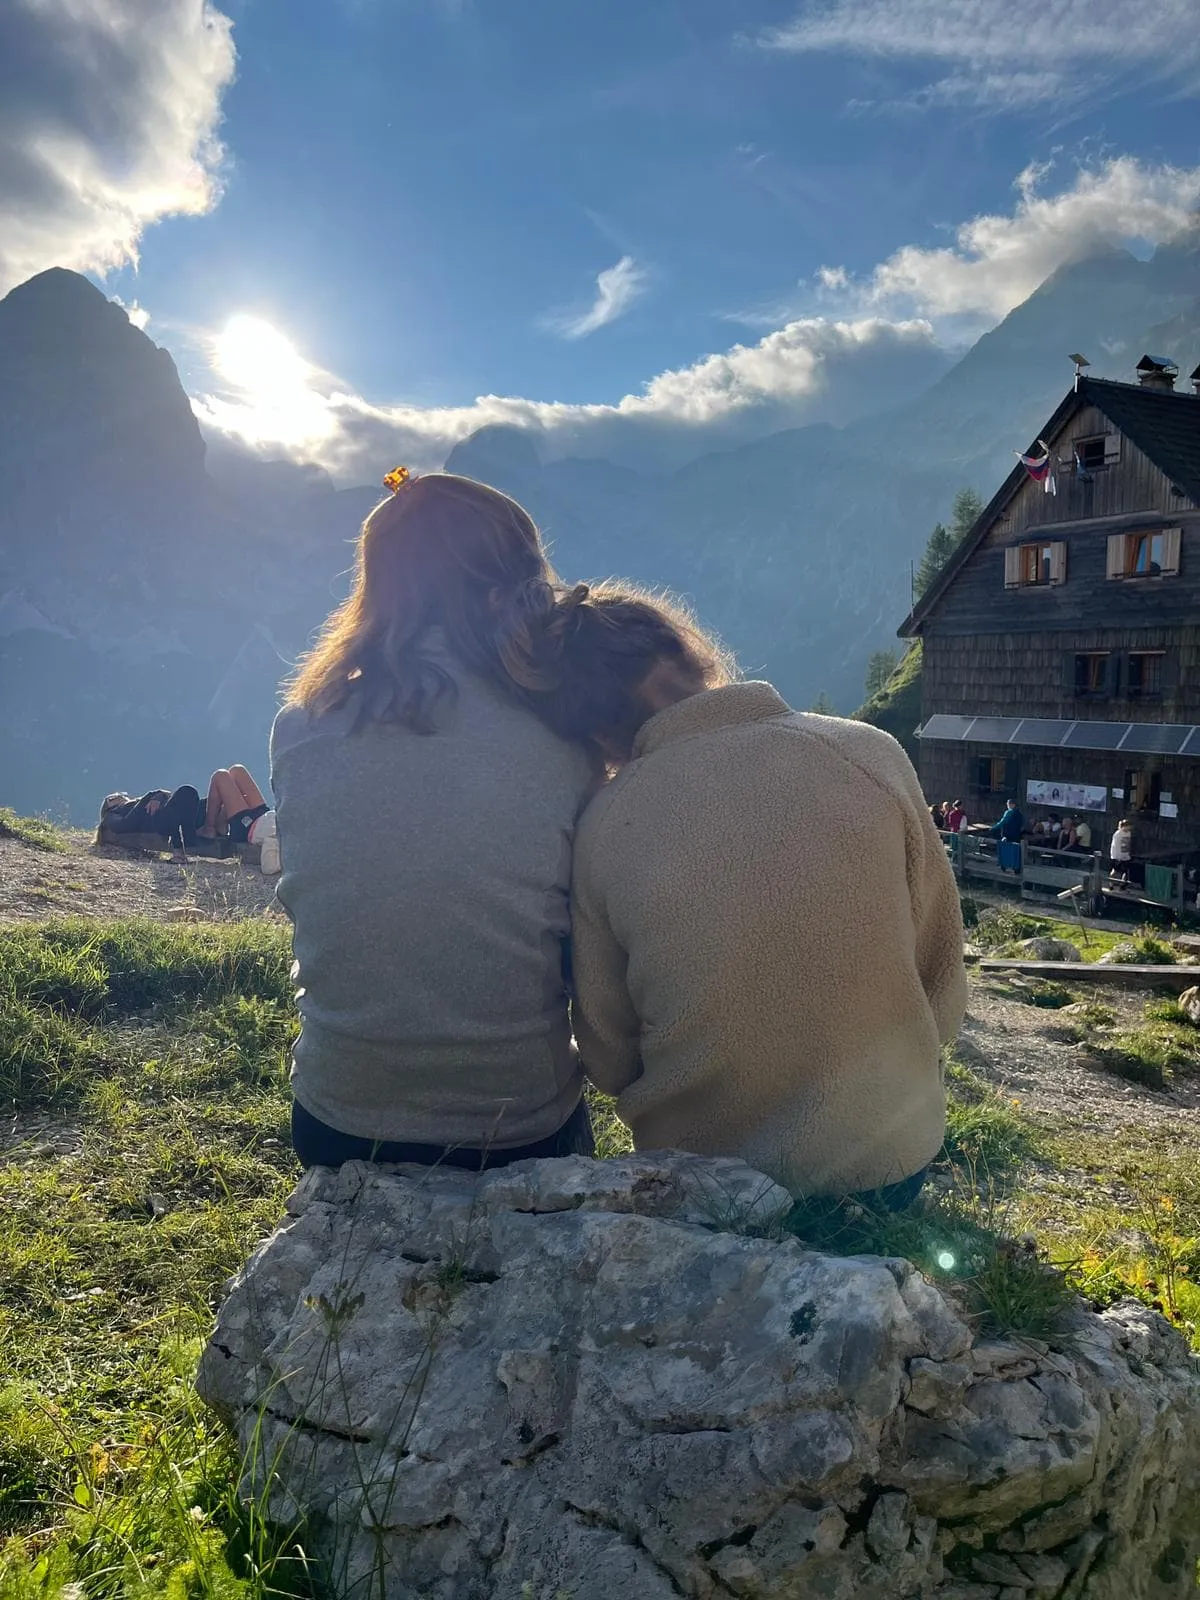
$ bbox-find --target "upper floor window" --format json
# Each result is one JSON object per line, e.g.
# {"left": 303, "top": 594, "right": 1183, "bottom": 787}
{"left": 1127, "top": 651, "right": 1165, "bottom": 699}
{"left": 1106, "top": 527, "right": 1181, "bottom": 580}
{"left": 1075, "top": 433, "right": 1120, "bottom": 472}
{"left": 1004, "top": 540, "right": 1066, "bottom": 589}
{"left": 1074, "top": 652, "right": 1110, "bottom": 697}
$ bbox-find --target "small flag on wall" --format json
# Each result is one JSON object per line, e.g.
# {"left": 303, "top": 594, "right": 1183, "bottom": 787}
{"left": 1016, "top": 438, "right": 1057, "bottom": 495}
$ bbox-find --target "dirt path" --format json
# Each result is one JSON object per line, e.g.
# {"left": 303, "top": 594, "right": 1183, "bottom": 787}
{"left": 0, "top": 833, "right": 281, "bottom": 924}
{"left": 960, "top": 977, "right": 1200, "bottom": 1140}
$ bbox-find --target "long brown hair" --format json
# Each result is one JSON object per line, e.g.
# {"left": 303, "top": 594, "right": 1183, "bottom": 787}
{"left": 286, "top": 474, "right": 560, "bottom": 731}
{"left": 533, "top": 581, "right": 736, "bottom": 763}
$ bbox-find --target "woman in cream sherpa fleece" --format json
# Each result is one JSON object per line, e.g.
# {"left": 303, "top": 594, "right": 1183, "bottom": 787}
{"left": 539, "top": 584, "right": 967, "bottom": 1200}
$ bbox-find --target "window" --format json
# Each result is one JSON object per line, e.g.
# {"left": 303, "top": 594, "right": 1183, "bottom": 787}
{"left": 1127, "top": 651, "right": 1165, "bottom": 699}
{"left": 1023, "top": 543, "right": 1053, "bottom": 585}
{"left": 974, "top": 756, "right": 1016, "bottom": 794}
{"left": 1075, "top": 434, "right": 1119, "bottom": 472}
{"left": 1107, "top": 527, "right": 1182, "bottom": 579}
{"left": 1123, "top": 770, "right": 1162, "bottom": 816}
{"left": 1074, "top": 652, "right": 1110, "bottom": 697}
{"left": 1004, "top": 540, "right": 1067, "bottom": 589}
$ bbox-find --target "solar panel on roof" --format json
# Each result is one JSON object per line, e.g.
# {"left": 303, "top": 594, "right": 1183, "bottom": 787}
{"left": 1180, "top": 728, "right": 1200, "bottom": 757}
{"left": 1120, "top": 724, "right": 1191, "bottom": 756}
{"left": 918, "top": 715, "right": 976, "bottom": 741}
{"left": 1062, "top": 721, "right": 1128, "bottom": 750}
{"left": 1013, "top": 719, "right": 1076, "bottom": 746}
{"left": 963, "top": 717, "right": 1021, "bottom": 744}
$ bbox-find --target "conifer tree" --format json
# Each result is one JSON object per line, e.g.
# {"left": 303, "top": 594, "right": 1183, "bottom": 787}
{"left": 810, "top": 691, "right": 837, "bottom": 715}
{"left": 864, "top": 649, "right": 899, "bottom": 699}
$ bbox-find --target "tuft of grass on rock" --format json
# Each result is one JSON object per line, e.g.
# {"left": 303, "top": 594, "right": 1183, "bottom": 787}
{"left": 0, "top": 809, "right": 70, "bottom": 855}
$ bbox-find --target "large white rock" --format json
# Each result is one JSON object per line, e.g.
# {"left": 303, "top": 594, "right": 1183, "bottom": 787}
{"left": 198, "top": 1153, "right": 1200, "bottom": 1600}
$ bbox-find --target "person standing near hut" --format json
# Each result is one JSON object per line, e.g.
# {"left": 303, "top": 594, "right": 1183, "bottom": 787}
{"left": 989, "top": 797, "right": 1024, "bottom": 873}
{"left": 1110, "top": 817, "right": 1133, "bottom": 883}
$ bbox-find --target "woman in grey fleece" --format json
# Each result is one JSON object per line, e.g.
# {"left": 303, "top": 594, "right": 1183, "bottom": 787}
{"left": 273, "top": 471, "right": 597, "bottom": 1170}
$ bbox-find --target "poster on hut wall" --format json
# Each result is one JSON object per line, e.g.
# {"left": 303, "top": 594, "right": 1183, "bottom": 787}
{"left": 1026, "top": 779, "right": 1109, "bottom": 813}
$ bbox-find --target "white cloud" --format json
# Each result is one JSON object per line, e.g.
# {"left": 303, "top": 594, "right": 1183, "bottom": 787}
{"left": 759, "top": 0, "right": 1200, "bottom": 111}
{"left": 0, "top": 0, "right": 236, "bottom": 294}
{"left": 195, "top": 314, "right": 944, "bottom": 478}
{"left": 543, "top": 255, "right": 648, "bottom": 339}
{"left": 113, "top": 296, "right": 151, "bottom": 330}
{"left": 862, "top": 157, "right": 1200, "bottom": 319}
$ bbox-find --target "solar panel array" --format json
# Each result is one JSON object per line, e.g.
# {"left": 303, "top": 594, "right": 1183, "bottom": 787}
{"left": 918, "top": 715, "right": 1200, "bottom": 754}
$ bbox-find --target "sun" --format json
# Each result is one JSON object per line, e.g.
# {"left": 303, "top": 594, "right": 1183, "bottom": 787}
{"left": 213, "top": 314, "right": 310, "bottom": 397}
{"left": 207, "top": 314, "right": 333, "bottom": 448}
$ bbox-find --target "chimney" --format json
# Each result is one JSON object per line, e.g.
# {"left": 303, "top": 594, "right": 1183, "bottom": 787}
{"left": 1191, "top": 363, "right": 1200, "bottom": 396}
{"left": 1136, "top": 353, "right": 1178, "bottom": 391}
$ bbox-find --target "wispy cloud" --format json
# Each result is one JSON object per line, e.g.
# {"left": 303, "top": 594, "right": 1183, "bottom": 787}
{"left": 758, "top": 0, "right": 1200, "bottom": 113}
{"left": 0, "top": 0, "right": 236, "bottom": 294}
{"left": 542, "top": 254, "right": 649, "bottom": 339}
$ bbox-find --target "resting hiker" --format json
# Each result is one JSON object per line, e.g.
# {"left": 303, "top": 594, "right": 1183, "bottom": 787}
{"left": 272, "top": 469, "right": 597, "bottom": 1172}
{"left": 537, "top": 584, "right": 967, "bottom": 1204}
{"left": 97, "top": 765, "right": 269, "bottom": 848}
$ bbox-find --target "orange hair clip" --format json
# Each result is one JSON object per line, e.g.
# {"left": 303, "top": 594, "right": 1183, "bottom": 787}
{"left": 383, "top": 466, "right": 412, "bottom": 494}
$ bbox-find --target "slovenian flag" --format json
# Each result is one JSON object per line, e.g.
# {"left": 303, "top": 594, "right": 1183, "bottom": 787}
{"left": 1017, "top": 439, "right": 1057, "bottom": 495}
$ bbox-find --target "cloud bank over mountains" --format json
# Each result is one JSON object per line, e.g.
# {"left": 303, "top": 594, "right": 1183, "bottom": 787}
{"left": 195, "top": 157, "right": 1200, "bottom": 478}
{"left": 0, "top": 0, "right": 235, "bottom": 294}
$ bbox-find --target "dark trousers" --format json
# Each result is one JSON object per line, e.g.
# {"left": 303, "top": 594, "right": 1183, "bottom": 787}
{"left": 854, "top": 1166, "right": 929, "bottom": 1212}
{"left": 291, "top": 1095, "right": 595, "bottom": 1171}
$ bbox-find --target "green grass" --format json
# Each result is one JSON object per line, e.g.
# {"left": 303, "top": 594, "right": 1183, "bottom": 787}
{"left": 0, "top": 917, "right": 305, "bottom": 1599}
{"left": 0, "top": 810, "right": 70, "bottom": 855}
{"left": 1, "top": 915, "right": 1196, "bottom": 1599}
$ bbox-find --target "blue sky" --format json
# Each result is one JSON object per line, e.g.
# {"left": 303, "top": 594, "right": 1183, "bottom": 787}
{"left": 3, "top": 0, "right": 1199, "bottom": 476}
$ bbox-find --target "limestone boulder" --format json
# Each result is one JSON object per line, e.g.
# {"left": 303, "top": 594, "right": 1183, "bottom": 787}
{"left": 198, "top": 1153, "right": 1200, "bottom": 1600}
{"left": 1178, "top": 985, "right": 1200, "bottom": 1026}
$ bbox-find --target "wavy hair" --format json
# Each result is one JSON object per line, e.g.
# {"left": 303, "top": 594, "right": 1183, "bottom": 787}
{"left": 531, "top": 581, "right": 736, "bottom": 763}
{"left": 285, "top": 474, "right": 561, "bottom": 732}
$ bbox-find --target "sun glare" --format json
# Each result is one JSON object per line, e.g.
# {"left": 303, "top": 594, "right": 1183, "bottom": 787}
{"left": 214, "top": 314, "right": 310, "bottom": 396}
{"left": 208, "top": 314, "right": 333, "bottom": 447}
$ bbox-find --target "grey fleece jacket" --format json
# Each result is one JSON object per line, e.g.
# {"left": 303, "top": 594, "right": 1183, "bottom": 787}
{"left": 270, "top": 652, "right": 595, "bottom": 1148}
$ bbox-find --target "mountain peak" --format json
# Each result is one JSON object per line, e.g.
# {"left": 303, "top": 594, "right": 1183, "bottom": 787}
{"left": 1, "top": 266, "right": 109, "bottom": 312}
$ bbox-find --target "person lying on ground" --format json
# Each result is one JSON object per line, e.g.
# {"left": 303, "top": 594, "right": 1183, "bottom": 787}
{"left": 98, "top": 768, "right": 268, "bottom": 848}
{"left": 272, "top": 468, "right": 598, "bottom": 1173}
{"left": 535, "top": 583, "right": 967, "bottom": 1206}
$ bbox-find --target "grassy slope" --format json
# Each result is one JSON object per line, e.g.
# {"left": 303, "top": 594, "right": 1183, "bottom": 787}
{"left": 0, "top": 916, "right": 1197, "bottom": 1598}
{"left": 853, "top": 640, "right": 923, "bottom": 762}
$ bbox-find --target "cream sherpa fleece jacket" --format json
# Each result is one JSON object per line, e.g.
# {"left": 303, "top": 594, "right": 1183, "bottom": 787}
{"left": 570, "top": 683, "right": 967, "bottom": 1196}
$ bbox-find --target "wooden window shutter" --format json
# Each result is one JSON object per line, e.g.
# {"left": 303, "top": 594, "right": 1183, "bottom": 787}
{"left": 1103, "top": 433, "right": 1121, "bottom": 466}
{"left": 1003, "top": 546, "right": 1021, "bottom": 589}
{"left": 1049, "top": 541, "right": 1067, "bottom": 585}
{"left": 1161, "top": 526, "right": 1182, "bottom": 575}
{"left": 1162, "top": 651, "right": 1180, "bottom": 695}
{"left": 1106, "top": 534, "right": 1125, "bottom": 580}
{"left": 1105, "top": 652, "right": 1122, "bottom": 696}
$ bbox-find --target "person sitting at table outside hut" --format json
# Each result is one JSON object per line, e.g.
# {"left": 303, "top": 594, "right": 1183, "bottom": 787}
{"left": 944, "top": 799, "right": 967, "bottom": 834}
{"left": 1073, "top": 816, "right": 1092, "bottom": 850}
{"left": 930, "top": 801, "right": 947, "bottom": 831}
{"left": 1057, "top": 817, "right": 1077, "bottom": 851}
{"left": 1110, "top": 817, "right": 1133, "bottom": 883}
